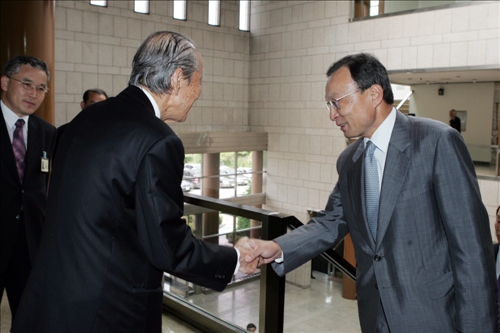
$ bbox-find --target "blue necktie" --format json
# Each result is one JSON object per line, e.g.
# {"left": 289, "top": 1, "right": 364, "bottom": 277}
{"left": 364, "top": 141, "right": 379, "bottom": 241}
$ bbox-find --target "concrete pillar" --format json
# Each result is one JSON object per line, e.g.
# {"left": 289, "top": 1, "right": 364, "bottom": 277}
{"left": 250, "top": 151, "right": 263, "bottom": 239}
{"left": 202, "top": 153, "right": 220, "bottom": 245}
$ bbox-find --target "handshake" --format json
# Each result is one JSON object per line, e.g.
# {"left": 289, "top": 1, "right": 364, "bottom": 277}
{"left": 234, "top": 237, "right": 283, "bottom": 275}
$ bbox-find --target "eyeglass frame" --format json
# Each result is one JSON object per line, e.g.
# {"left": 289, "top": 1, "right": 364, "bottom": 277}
{"left": 7, "top": 75, "right": 49, "bottom": 94}
{"left": 325, "top": 88, "right": 360, "bottom": 112}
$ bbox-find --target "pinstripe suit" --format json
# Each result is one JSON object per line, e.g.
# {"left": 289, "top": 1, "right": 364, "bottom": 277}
{"left": 0, "top": 107, "right": 56, "bottom": 317}
{"left": 272, "top": 110, "right": 497, "bottom": 332}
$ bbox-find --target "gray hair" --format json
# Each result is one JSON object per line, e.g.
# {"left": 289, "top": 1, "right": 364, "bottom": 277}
{"left": 128, "top": 31, "right": 199, "bottom": 95}
{"left": 3, "top": 55, "right": 50, "bottom": 82}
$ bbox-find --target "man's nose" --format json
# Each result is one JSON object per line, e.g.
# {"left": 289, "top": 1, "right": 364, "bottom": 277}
{"left": 329, "top": 107, "right": 338, "bottom": 122}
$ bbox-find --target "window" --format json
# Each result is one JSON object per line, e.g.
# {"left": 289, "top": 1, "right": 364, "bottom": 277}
{"left": 369, "top": 0, "right": 379, "bottom": 16}
{"left": 173, "top": 0, "right": 187, "bottom": 20}
{"left": 208, "top": 0, "right": 220, "bottom": 26}
{"left": 134, "top": 0, "right": 149, "bottom": 14}
{"left": 239, "top": 0, "right": 250, "bottom": 31}
{"left": 90, "top": 0, "right": 106, "bottom": 7}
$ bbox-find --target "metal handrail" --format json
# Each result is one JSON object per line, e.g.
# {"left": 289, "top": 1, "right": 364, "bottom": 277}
{"left": 396, "top": 90, "right": 413, "bottom": 110}
{"left": 163, "top": 193, "right": 356, "bottom": 333}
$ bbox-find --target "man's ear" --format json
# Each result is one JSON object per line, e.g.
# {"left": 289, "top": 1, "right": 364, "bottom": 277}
{"left": 0, "top": 75, "right": 8, "bottom": 91}
{"left": 80, "top": 101, "right": 85, "bottom": 110}
{"left": 370, "top": 84, "right": 384, "bottom": 106}
{"left": 170, "top": 68, "right": 184, "bottom": 94}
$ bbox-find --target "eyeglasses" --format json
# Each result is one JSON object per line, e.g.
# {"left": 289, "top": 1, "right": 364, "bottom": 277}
{"left": 7, "top": 76, "right": 49, "bottom": 94}
{"left": 325, "top": 88, "right": 359, "bottom": 112}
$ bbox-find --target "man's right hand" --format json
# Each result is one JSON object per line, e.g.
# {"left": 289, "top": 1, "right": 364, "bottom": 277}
{"left": 245, "top": 238, "right": 283, "bottom": 266}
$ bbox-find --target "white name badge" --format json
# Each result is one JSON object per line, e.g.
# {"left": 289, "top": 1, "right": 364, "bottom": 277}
{"left": 41, "top": 151, "right": 49, "bottom": 173}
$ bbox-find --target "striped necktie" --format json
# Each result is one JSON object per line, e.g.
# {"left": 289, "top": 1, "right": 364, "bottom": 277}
{"left": 12, "top": 119, "right": 26, "bottom": 182}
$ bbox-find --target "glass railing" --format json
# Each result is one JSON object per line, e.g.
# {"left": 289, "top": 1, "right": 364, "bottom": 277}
{"left": 467, "top": 144, "right": 499, "bottom": 179}
{"left": 162, "top": 193, "right": 356, "bottom": 332}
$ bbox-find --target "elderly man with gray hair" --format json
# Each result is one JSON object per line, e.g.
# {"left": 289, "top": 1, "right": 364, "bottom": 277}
{"left": 12, "top": 31, "right": 257, "bottom": 333}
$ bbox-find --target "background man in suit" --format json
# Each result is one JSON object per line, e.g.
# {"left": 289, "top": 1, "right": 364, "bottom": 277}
{"left": 246, "top": 53, "right": 496, "bottom": 332}
{"left": 80, "top": 88, "right": 108, "bottom": 110}
{"left": 12, "top": 31, "right": 256, "bottom": 333}
{"left": 0, "top": 55, "right": 56, "bottom": 322}
{"left": 449, "top": 108, "right": 461, "bottom": 133}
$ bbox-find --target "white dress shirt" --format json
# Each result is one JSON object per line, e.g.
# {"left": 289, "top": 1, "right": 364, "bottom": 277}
{"left": 1, "top": 100, "right": 29, "bottom": 148}
{"left": 363, "top": 107, "right": 397, "bottom": 189}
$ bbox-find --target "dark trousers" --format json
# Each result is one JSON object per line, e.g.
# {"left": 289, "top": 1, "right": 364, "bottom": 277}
{"left": 0, "top": 214, "right": 32, "bottom": 322}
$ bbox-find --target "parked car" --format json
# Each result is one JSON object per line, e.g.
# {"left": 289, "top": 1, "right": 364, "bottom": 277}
{"left": 183, "top": 169, "right": 201, "bottom": 189}
{"left": 237, "top": 167, "right": 252, "bottom": 175}
{"left": 220, "top": 167, "right": 249, "bottom": 186}
{"left": 181, "top": 179, "right": 192, "bottom": 192}
{"left": 184, "top": 163, "right": 201, "bottom": 171}
{"left": 219, "top": 176, "right": 236, "bottom": 188}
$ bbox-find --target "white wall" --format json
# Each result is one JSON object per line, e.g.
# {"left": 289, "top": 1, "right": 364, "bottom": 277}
{"left": 54, "top": 0, "right": 250, "bottom": 133}
{"left": 410, "top": 82, "right": 494, "bottom": 145}
{"left": 249, "top": 0, "right": 500, "bottom": 226}
{"left": 53, "top": 0, "right": 500, "bottom": 239}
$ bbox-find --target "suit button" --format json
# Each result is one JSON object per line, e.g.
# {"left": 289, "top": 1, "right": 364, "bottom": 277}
{"left": 21, "top": 190, "right": 24, "bottom": 193}
{"left": 16, "top": 215, "right": 21, "bottom": 220}
{"left": 374, "top": 255, "right": 381, "bottom": 261}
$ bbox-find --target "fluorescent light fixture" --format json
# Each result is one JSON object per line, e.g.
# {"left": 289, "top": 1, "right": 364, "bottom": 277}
{"left": 239, "top": 0, "right": 250, "bottom": 31}
{"left": 208, "top": 0, "right": 220, "bottom": 26}
{"left": 173, "top": 0, "right": 187, "bottom": 20}
{"left": 90, "top": 0, "right": 107, "bottom": 6}
{"left": 134, "top": 0, "right": 149, "bottom": 14}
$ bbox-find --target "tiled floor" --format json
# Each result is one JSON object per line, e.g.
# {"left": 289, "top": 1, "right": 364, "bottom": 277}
{"left": 182, "top": 271, "right": 361, "bottom": 332}
{"left": 1, "top": 271, "right": 360, "bottom": 333}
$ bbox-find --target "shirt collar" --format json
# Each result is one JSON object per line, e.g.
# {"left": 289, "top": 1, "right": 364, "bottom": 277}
{"left": 364, "top": 107, "right": 397, "bottom": 152}
{"left": 1, "top": 100, "right": 30, "bottom": 128}
{"left": 137, "top": 86, "right": 161, "bottom": 119}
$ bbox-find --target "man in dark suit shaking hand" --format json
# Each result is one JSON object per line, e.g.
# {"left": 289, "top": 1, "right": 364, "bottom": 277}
{"left": 0, "top": 55, "right": 56, "bottom": 324}
{"left": 12, "top": 31, "right": 257, "bottom": 333}
{"left": 246, "top": 53, "right": 497, "bottom": 332}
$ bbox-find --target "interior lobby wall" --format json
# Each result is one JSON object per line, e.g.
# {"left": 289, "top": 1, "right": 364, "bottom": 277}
{"left": 411, "top": 82, "right": 494, "bottom": 146}
{"left": 248, "top": 0, "right": 500, "bottom": 226}
{"left": 54, "top": 0, "right": 250, "bottom": 132}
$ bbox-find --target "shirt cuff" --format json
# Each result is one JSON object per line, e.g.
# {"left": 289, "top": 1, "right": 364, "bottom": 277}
{"left": 234, "top": 247, "right": 240, "bottom": 274}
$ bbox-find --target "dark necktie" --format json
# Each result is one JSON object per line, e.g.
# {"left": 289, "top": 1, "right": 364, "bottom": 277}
{"left": 12, "top": 119, "right": 26, "bottom": 182}
{"left": 364, "top": 141, "right": 379, "bottom": 241}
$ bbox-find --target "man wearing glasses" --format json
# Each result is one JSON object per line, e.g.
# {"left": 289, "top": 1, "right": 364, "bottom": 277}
{"left": 246, "top": 53, "right": 496, "bottom": 332}
{"left": 0, "top": 55, "right": 56, "bottom": 323}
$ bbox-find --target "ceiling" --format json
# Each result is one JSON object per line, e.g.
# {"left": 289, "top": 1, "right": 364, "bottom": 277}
{"left": 388, "top": 67, "right": 500, "bottom": 86}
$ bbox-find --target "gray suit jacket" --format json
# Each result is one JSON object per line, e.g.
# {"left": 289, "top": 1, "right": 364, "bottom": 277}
{"left": 273, "top": 110, "right": 497, "bottom": 332}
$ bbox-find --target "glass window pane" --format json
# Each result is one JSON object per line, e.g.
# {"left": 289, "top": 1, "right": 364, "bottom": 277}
{"left": 239, "top": 0, "right": 250, "bottom": 31}
{"left": 208, "top": 0, "right": 220, "bottom": 26}
{"left": 134, "top": 0, "right": 149, "bottom": 14}
{"left": 173, "top": 0, "right": 187, "bottom": 20}
{"left": 90, "top": 0, "right": 106, "bottom": 6}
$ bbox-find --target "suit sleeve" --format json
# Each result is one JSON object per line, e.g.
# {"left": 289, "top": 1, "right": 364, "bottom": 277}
{"left": 272, "top": 182, "right": 349, "bottom": 276}
{"left": 135, "top": 135, "right": 237, "bottom": 291}
{"left": 433, "top": 127, "right": 497, "bottom": 331}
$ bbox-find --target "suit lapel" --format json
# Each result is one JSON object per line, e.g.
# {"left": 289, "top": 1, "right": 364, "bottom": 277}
{"left": 0, "top": 109, "right": 20, "bottom": 183}
{"left": 347, "top": 140, "right": 376, "bottom": 251}
{"left": 375, "top": 111, "right": 411, "bottom": 250}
